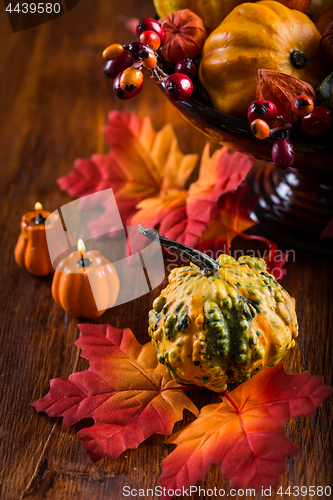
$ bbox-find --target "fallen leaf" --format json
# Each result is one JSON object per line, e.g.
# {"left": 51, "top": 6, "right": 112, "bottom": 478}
{"left": 158, "top": 363, "right": 332, "bottom": 496}
{"left": 180, "top": 146, "right": 253, "bottom": 248}
{"left": 57, "top": 157, "right": 111, "bottom": 199}
{"left": 32, "top": 324, "right": 198, "bottom": 462}
{"left": 264, "top": 242, "right": 288, "bottom": 281}
{"left": 58, "top": 111, "right": 198, "bottom": 237}
{"left": 132, "top": 146, "right": 253, "bottom": 248}
{"left": 320, "top": 217, "right": 333, "bottom": 239}
{"left": 196, "top": 183, "right": 258, "bottom": 254}
{"left": 103, "top": 111, "right": 198, "bottom": 193}
{"left": 131, "top": 190, "right": 188, "bottom": 234}
{"left": 256, "top": 70, "right": 316, "bottom": 123}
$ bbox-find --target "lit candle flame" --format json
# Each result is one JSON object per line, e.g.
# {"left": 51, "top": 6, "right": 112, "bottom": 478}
{"left": 34, "top": 202, "right": 43, "bottom": 211}
{"left": 77, "top": 239, "right": 86, "bottom": 259}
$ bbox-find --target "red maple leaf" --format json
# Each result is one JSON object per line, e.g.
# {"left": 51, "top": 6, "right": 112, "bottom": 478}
{"left": 264, "top": 242, "right": 288, "bottom": 281}
{"left": 180, "top": 146, "right": 253, "bottom": 248}
{"left": 195, "top": 183, "right": 258, "bottom": 255}
{"left": 31, "top": 324, "right": 198, "bottom": 462}
{"left": 320, "top": 217, "right": 333, "bottom": 240}
{"left": 158, "top": 363, "right": 332, "bottom": 496}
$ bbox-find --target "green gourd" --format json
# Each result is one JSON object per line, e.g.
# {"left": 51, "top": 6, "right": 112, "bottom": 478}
{"left": 140, "top": 226, "right": 298, "bottom": 392}
{"left": 316, "top": 72, "right": 333, "bottom": 110}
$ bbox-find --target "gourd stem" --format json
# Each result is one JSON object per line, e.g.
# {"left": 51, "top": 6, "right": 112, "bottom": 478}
{"left": 138, "top": 225, "right": 221, "bottom": 275}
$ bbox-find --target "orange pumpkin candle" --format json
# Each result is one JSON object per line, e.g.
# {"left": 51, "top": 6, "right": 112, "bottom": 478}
{"left": 14, "top": 202, "right": 54, "bottom": 276}
{"left": 51, "top": 239, "right": 120, "bottom": 319}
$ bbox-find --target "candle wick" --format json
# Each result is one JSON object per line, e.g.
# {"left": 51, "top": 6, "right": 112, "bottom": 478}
{"left": 80, "top": 253, "right": 85, "bottom": 268}
{"left": 35, "top": 212, "right": 46, "bottom": 225}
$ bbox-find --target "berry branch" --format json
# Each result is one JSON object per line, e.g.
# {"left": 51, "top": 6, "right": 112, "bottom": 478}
{"left": 102, "top": 17, "right": 195, "bottom": 103}
{"left": 248, "top": 97, "right": 332, "bottom": 169}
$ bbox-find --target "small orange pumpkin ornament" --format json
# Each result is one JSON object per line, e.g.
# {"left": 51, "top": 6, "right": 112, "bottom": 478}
{"left": 14, "top": 202, "right": 54, "bottom": 277}
{"left": 160, "top": 9, "right": 207, "bottom": 63}
{"left": 51, "top": 239, "right": 120, "bottom": 319}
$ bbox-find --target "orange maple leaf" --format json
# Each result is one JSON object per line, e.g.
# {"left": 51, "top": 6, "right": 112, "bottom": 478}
{"left": 132, "top": 145, "right": 254, "bottom": 249}
{"left": 32, "top": 324, "right": 198, "bottom": 462}
{"left": 57, "top": 112, "right": 198, "bottom": 236}
{"left": 158, "top": 363, "right": 332, "bottom": 495}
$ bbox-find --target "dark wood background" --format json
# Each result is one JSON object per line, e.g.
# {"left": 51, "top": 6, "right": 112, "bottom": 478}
{"left": 0, "top": 1, "right": 332, "bottom": 499}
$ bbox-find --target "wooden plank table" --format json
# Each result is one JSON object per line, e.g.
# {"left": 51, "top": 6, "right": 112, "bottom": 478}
{"left": 0, "top": 1, "right": 332, "bottom": 499}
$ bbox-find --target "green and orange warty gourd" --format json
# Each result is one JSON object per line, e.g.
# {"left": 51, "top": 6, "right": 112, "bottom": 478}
{"left": 199, "top": 0, "right": 327, "bottom": 119}
{"left": 141, "top": 227, "right": 298, "bottom": 392}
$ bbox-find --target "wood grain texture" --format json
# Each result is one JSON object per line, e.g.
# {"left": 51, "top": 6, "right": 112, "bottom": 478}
{"left": 0, "top": 1, "right": 332, "bottom": 499}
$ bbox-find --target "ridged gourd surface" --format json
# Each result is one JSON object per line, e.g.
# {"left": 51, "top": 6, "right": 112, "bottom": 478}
{"left": 148, "top": 254, "right": 298, "bottom": 392}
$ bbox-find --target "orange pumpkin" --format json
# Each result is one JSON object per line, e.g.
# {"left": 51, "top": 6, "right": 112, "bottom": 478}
{"left": 199, "top": 1, "right": 327, "bottom": 119}
{"left": 154, "top": 0, "right": 311, "bottom": 33}
{"left": 14, "top": 207, "right": 54, "bottom": 276}
{"left": 51, "top": 248, "right": 120, "bottom": 319}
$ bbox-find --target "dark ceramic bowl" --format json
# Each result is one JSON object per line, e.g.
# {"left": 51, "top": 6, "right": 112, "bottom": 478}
{"left": 166, "top": 93, "right": 333, "bottom": 173}
{"left": 157, "top": 79, "right": 333, "bottom": 252}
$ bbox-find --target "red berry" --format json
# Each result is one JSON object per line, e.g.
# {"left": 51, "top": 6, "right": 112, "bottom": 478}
{"left": 300, "top": 107, "right": 332, "bottom": 136}
{"left": 247, "top": 100, "right": 278, "bottom": 125}
{"left": 103, "top": 51, "right": 133, "bottom": 79}
{"left": 128, "top": 42, "right": 156, "bottom": 63}
{"left": 139, "top": 30, "right": 161, "bottom": 51}
{"left": 164, "top": 73, "right": 193, "bottom": 102}
{"left": 175, "top": 56, "right": 197, "bottom": 79}
{"left": 113, "top": 72, "right": 143, "bottom": 100}
{"left": 250, "top": 119, "right": 270, "bottom": 140}
{"left": 136, "top": 18, "right": 166, "bottom": 45}
{"left": 291, "top": 94, "right": 314, "bottom": 118}
{"left": 271, "top": 139, "right": 295, "bottom": 170}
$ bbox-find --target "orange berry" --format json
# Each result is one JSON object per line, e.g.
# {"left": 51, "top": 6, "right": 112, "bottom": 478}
{"left": 250, "top": 119, "right": 270, "bottom": 140}
{"left": 139, "top": 30, "right": 161, "bottom": 50}
{"left": 291, "top": 95, "right": 314, "bottom": 118}
{"left": 142, "top": 52, "right": 157, "bottom": 69}
{"left": 119, "top": 67, "right": 144, "bottom": 92}
{"left": 103, "top": 43, "right": 124, "bottom": 60}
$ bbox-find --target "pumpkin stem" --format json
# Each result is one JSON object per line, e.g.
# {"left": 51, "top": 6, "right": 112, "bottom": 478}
{"left": 137, "top": 225, "right": 221, "bottom": 275}
{"left": 290, "top": 49, "right": 307, "bottom": 70}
